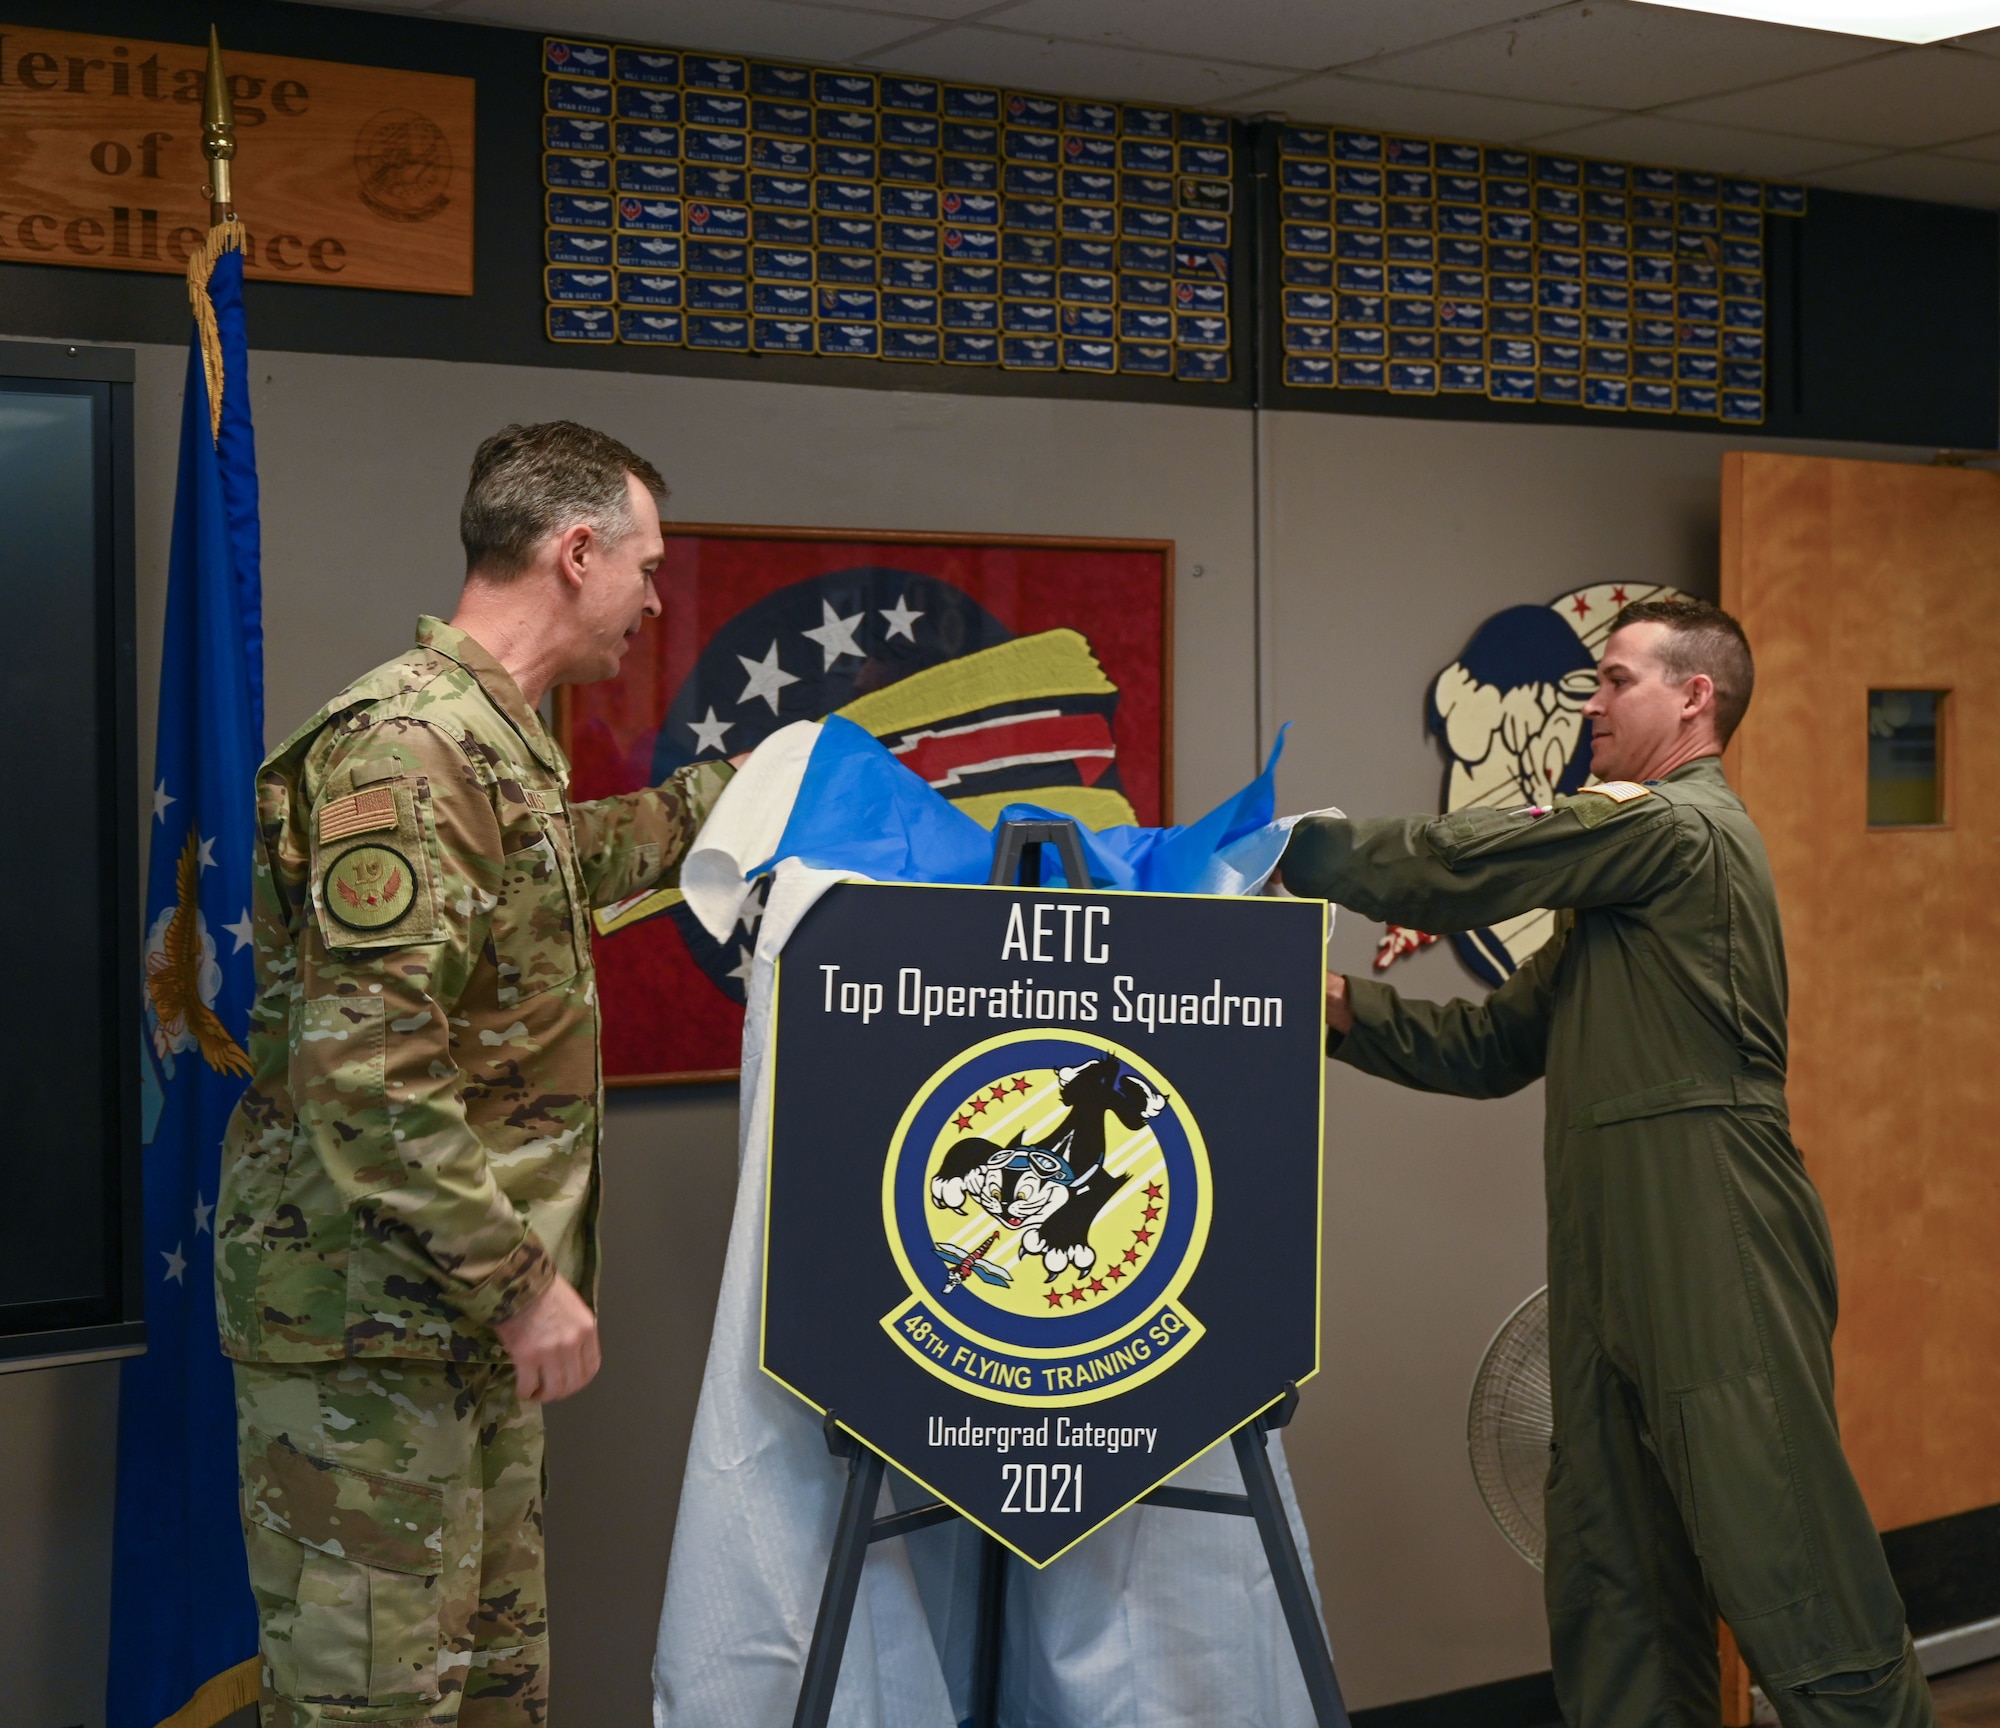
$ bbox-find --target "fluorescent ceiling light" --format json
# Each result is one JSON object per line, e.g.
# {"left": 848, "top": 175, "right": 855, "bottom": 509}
{"left": 1628, "top": 0, "right": 2000, "bottom": 42}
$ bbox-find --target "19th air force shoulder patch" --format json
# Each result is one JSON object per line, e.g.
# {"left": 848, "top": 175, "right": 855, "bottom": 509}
{"left": 762, "top": 882, "right": 1326, "bottom": 1564}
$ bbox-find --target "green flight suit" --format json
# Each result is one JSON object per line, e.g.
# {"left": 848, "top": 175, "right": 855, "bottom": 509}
{"left": 1282, "top": 757, "right": 1933, "bottom": 1728}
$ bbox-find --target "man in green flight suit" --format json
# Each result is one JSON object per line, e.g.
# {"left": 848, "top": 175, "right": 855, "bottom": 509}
{"left": 1281, "top": 600, "right": 1933, "bottom": 1728}
{"left": 215, "top": 423, "right": 735, "bottom": 1725}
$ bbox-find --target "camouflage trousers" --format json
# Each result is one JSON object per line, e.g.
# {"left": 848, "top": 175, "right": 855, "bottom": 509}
{"left": 234, "top": 1358, "right": 548, "bottom": 1726}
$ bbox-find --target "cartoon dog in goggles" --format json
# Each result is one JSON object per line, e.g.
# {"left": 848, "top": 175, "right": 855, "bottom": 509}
{"left": 930, "top": 1055, "right": 1166, "bottom": 1278}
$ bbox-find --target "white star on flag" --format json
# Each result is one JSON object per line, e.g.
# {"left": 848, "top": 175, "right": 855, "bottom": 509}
{"left": 736, "top": 880, "right": 767, "bottom": 938}
{"left": 736, "top": 641, "right": 799, "bottom": 716}
{"left": 196, "top": 835, "right": 217, "bottom": 870}
{"left": 152, "top": 781, "right": 175, "bottom": 823}
{"left": 687, "top": 706, "right": 735, "bottom": 755}
{"left": 800, "top": 598, "right": 866, "bottom": 671}
{"left": 224, "top": 910, "right": 255, "bottom": 953}
{"left": 725, "top": 944, "right": 754, "bottom": 985}
{"left": 162, "top": 1243, "right": 187, "bottom": 1284}
{"left": 193, "top": 1195, "right": 214, "bottom": 1236}
{"left": 879, "top": 594, "right": 924, "bottom": 642}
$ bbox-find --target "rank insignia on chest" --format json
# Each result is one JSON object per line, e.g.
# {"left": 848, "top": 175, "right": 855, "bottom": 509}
{"left": 324, "top": 843, "right": 418, "bottom": 931}
{"left": 1580, "top": 780, "right": 1651, "bottom": 803}
{"left": 318, "top": 785, "right": 399, "bottom": 842}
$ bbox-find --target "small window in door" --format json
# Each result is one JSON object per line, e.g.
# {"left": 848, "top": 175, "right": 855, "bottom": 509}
{"left": 1868, "top": 690, "right": 1945, "bottom": 827}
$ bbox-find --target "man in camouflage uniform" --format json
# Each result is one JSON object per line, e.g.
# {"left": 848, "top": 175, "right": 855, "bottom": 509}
{"left": 1283, "top": 601, "right": 1933, "bottom": 1728}
{"left": 216, "top": 423, "right": 734, "bottom": 1725}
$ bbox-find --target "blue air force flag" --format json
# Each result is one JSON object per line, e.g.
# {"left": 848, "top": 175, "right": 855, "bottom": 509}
{"left": 108, "top": 229, "right": 263, "bottom": 1728}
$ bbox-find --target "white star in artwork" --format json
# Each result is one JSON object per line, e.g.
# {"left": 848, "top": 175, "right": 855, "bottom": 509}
{"left": 162, "top": 1242, "right": 187, "bottom": 1284}
{"left": 687, "top": 706, "right": 735, "bottom": 755}
{"left": 196, "top": 834, "right": 217, "bottom": 871}
{"left": 725, "top": 944, "right": 754, "bottom": 985}
{"left": 192, "top": 1195, "right": 214, "bottom": 1236}
{"left": 735, "top": 880, "right": 767, "bottom": 939}
{"left": 152, "top": 781, "right": 175, "bottom": 823}
{"left": 224, "top": 909, "right": 255, "bottom": 953}
{"left": 800, "top": 597, "right": 866, "bottom": 671}
{"left": 879, "top": 593, "right": 924, "bottom": 642}
{"left": 736, "top": 641, "right": 799, "bottom": 716}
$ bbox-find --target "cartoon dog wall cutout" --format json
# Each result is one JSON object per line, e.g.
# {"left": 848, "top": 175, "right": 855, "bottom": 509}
{"left": 1381, "top": 581, "right": 1695, "bottom": 988}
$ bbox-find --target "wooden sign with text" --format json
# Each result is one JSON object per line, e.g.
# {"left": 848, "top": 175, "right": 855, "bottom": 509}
{"left": 0, "top": 24, "right": 474, "bottom": 294}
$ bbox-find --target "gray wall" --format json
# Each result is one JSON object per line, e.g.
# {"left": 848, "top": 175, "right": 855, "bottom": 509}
{"left": 0, "top": 331, "right": 1921, "bottom": 1724}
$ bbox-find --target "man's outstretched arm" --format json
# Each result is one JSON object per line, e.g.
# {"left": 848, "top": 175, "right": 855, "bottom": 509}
{"left": 1324, "top": 928, "right": 1562, "bottom": 1099}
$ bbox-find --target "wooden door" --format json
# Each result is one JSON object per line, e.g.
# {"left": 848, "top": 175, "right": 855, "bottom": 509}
{"left": 1721, "top": 451, "right": 2000, "bottom": 1533}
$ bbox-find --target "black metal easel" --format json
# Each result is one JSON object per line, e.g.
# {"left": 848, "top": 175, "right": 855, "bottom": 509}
{"left": 789, "top": 821, "right": 1352, "bottom": 1728}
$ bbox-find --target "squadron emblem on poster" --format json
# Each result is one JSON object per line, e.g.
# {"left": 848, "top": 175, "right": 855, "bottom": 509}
{"left": 882, "top": 1036, "right": 1210, "bottom": 1405}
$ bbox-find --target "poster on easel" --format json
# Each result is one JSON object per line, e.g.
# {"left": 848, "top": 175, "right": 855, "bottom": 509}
{"left": 761, "top": 878, "right": 1325, "bottom": 1565}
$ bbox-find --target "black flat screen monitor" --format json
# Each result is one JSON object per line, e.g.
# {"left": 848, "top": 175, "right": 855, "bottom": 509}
{"left": 0, "top": 341, "right": 142, "bottom": 1367}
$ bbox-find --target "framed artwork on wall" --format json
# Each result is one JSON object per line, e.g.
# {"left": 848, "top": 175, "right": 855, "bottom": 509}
{"left": 556, "top": 523, "right": 1175, "bottom": 1085}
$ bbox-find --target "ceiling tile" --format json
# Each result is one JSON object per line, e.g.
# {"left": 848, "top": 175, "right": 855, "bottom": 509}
{"left": 762, "top": 0, "right": 1027, "bottom": 17}
{"left": 861, "top": 23, "right": 1290, "bottom": 104}
{"left": 985, "top": 0, "right": 1562, "bottom": 74}
{"left": 1659, "top": 44, "right": 2000, "bottom": 147}
{"left": 1223, "top": 73, "right": 1616, "bottom": 143}
{"left": 1804, "top": 149, "right": 2000, "bottom": 204}
{"left": 1518, "top": 113, "right": 1886, "bottom": 176}
{"left": 1935, "top": 129, "right": 2000, "bottom": 159}
{"left": 1352, "top": 0, "right": 1882, "bottom": 109}
{"left": 442, "top": 0, "right": 923, "bottom": 58}
{"left": 280, "top": 0, "right": 455, "bottom": 12}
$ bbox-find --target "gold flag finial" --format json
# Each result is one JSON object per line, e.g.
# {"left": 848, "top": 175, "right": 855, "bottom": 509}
{"left": 201, "top": 25, "right": 236, "bottom": 223}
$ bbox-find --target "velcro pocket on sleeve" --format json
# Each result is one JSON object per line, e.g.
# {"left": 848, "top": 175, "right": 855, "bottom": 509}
{"left": 311, "top": 776, "right": 446, "bottom": 952}
{"left": 241, "top": 1427, "right": 444, "bottom": 1576}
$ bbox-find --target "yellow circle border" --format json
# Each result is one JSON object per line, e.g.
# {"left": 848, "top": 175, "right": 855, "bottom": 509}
{"left": 879, "top": 1028, "right": 1213, "bottom": 1360}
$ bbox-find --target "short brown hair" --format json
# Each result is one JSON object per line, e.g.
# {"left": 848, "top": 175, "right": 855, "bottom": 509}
{"left": 459, "top": 421, "right": 666, "bottom": 577}
{"left": 1609, "top": 597, "right": 1756, "bottom": 744}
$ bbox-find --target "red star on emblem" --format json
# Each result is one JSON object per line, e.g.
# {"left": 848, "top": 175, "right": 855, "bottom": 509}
{"left": 1106, "top": 1264, "right": 1125, "bottom": 1281}
{"left": 1145, "top": 1182, "right": 1162, "bottom": 1199}
{"left": 1067, "top": 1287, "right": 1089, "bottom": 1304}
{"left": 1089, "top": 1277, "right": 1106, "bottom": 1293}
{"left": 1044, "top": 1289, "right": 1064, "bottom": 1308}
{"left": 1611, "top": 586, "right": 1628, "bottom": 604}
{"left": 1013, "top": 1077, "right": 1032, "bottom": 1093}
{"left": 1142, "top": 1205, "right": 1160, "bottom": 1221}
{"left": 1122, "top": 1247, "right": 1139, "bottom": 1264}
{"left": 954, "top": 1115, "right": 972, "bottom": 1131}
{"left": 1133, "top": 1227, "right": 1153, "bottom": 1245}
{"left": 1571, "top": 595, "right": 1592, "bottom": 619}
{"left": 971, "top": 1097, "right": 988, "bottom": 1114}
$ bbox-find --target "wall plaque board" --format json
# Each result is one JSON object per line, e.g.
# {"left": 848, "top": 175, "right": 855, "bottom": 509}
{"left": 0, "top": 24, "right": 475, "bottom": 293}
{"left": 762, "top": 881, "right": 1325, "bottom": 1564}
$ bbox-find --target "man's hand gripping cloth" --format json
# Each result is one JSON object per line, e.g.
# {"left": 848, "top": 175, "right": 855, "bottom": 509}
{"left": 653, "top": 718, "right": 1336, "bottom": 1728}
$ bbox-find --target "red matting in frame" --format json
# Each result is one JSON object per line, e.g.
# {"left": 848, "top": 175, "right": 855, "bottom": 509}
{"left": 556, "top": 525, "right": 1174, "bottom": 1086}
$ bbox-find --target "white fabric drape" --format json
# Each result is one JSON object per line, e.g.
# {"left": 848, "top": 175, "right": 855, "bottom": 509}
{"left": 653, "top": 729, "right": 1330, "bottom": 1728}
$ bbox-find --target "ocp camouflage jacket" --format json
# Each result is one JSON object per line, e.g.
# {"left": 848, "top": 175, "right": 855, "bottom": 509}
{"left": 215, "top": 617, "right": 731, "bottom": 1363}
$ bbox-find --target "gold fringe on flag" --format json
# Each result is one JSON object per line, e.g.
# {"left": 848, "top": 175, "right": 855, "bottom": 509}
{"left": 185, "top": 219, "right": 242, "bottom": 445}
{"left": 153, "top": 1654, "right": 259, "bottom": 1728}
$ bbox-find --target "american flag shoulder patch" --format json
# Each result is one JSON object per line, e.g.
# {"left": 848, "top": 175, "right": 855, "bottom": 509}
{"left": 318, "top": 785, "right": 400, "bottom": 843}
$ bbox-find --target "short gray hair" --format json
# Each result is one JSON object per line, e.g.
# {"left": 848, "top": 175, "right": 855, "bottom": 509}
{"left": 459, "top": 421, "right": 666, "bottom": 577}
{"left": 1609, "top": 597, "right": 1756, "bottom": 744}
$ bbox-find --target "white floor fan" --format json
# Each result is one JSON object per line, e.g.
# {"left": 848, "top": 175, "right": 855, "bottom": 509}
{"left": 1467, "top": 1286, "right": 1552, "bottom": 1569}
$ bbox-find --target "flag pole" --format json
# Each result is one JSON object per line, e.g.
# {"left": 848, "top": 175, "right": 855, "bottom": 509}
{"left": 200, "top": 26, "right": 235, "bottom": 227}
{"left": 189, "top": 27, "right": 242, "bottom": 443}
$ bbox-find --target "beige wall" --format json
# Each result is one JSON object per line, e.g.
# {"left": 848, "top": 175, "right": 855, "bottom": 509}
{"left": 0, "top": 332, "right": 1923, "bottom": 1723}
